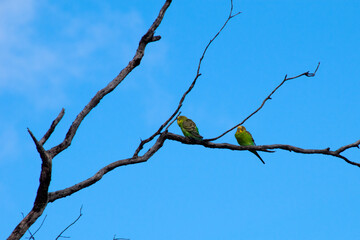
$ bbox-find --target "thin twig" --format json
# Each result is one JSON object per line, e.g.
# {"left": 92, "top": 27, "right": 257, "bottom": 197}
{"left": 39, "top": 109, "right": 65, "bottom": 145}
{"left": 335, "top": 155, "right": 360, "bottom": 167}
{"left": 165, "top": 112, "right": 181, "bottom": 131}
{"left": 133, "top": 0, "right": 241, "bottom": 157}
{"left": 55, "top": 206, "right": 83, "bottom": 240}
{"left": 31, "top": 215, "right": 47, "bottom": 238}
{"left": 22, "top": 215, "right": 47, "bottom": 239}
{"left": 335, "top": 139, "right": 360, "bottom": 154}
{"left": 205, "top": 62, "right": 321, "bottom": 141}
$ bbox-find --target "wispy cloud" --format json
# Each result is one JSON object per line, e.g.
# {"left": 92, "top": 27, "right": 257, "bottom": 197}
{"left": 0, "top": 1, "right": 145, "bottom": 110}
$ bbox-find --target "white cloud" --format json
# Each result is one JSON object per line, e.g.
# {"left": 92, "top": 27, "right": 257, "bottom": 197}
{"left": 0, "top": 1, "right": 145, "bottom": 110}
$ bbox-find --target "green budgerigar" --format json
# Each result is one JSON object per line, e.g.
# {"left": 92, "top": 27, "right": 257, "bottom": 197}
{"left": 177, "top": 115, "right": 203, "bottom": 140}
{"left": 235, "top": 126, "right": 265, "bottom": 164}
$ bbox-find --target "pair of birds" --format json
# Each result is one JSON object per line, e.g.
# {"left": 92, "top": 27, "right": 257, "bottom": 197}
{"left": 177, "top": 115, "right": 265, "bottom": 164}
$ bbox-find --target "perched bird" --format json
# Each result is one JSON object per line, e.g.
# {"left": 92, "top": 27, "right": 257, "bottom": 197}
{"left": 235, "top": 126, "right": 265, "bottom": 164}
{"left": 177, "top": 115, "right": 203, "bottom": 140}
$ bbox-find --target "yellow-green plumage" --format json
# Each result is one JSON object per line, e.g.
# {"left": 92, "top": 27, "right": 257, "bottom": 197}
{"left": 235, "top": 126, "right": 265, "bottom": 164}
{"left": 177, "top": 116, "right": 203, "bottom": 140}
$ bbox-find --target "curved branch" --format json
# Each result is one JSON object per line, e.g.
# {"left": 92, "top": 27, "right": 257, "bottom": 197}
{"left": 48, "top": 132, "right": 167, "bottom": 202}
{"left": 47, "top": 0, "right": 173, "bottom": 158}
{"left": 133, "top": 0, "right": 241, "bottom": 157}
{"left": 205, "top": 62, "right": 321, "bottom": 142}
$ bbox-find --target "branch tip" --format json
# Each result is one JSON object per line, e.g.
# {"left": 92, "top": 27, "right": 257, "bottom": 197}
{"left": 314, "top": 62, "right": 321, "bottom": 73}
{"left": 27, "top": 128, "right": 37, "bottom": 143}
{"left": 231, "top": 11, "right": 242, "bottom": 18}
{"left": 40, "top": 108, "right": 66, "bottom": 145}
{"left": 151, "top": 35, "right": 161, "bottom": 42}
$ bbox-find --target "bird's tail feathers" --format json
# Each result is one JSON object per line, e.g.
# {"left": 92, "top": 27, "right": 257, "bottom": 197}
{"left": 250, "top": 150, "right": 265, "bottom": 164}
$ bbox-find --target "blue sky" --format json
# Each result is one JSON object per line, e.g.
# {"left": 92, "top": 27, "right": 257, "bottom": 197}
{"left": 1, "top": 0, "right": 360, "bottom": 239}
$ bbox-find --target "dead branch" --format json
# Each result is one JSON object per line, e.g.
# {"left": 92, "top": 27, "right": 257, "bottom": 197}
{"left": 8, "top": 130, "right": 52, "bottom": 240}
{"left": 47, "top": 0, "right": 172, "bottom": 159}
{"left": 165, "top": 132, "right": 360, "bottom": 167}
{"left": 48, "top": 132, "right": 167, "bottom": 202}
{"left": 7, "top": 1, "right": 359, "bottom": 239}
{"left": 39, "top": 108, "right": 65, "bottom": 145}
{"left": 335, "top": 139, "right": 360, "bottom": 154}
{"left": 133, "top": 0, "right": 241, "bottom": 157}
{"left": 205, "top": 62, "right": 321, "bottom": 142}
{"left": 20, "top": 212, "right": 34, "bottom": 240}
{"left": 55, "top": 206, "right": 83, "bottom": 240}
{"left": 46, "top": 131, "right": 359, "bottom": 203}
{"left": 7, "top": 1, "right": 173, "bottom": 240}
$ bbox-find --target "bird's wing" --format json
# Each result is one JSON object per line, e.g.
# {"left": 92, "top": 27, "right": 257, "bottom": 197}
{"left": 183, "top": 119, "right": 202, "bottom": 138}
{"left": 246, "top": 130, "right": 256, "bottom": 145}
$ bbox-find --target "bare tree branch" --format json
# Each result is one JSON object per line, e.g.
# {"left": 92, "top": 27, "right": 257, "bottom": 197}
{"left": 48, "top": 132, "right": 167, "bottom": 202}
{"left": 164, "top": 132, "right": 360, "bottom": 167}
{"left": 8, "top": 2, "right": 173, "bottom": 240}
{"left": 39, "top": 108, "right": 65, "bottom": 145}
{"left": 47, "top": 131, "right": 359, "bottom": 203}
{"left": 133, "top": 0, "right": 241, "bottom": 157}
{"left": 31, "top": 215, "right": 47, "bottom": 239}
{"left": 55, "top": 206, "right": 83, "bottom": 240}
{"left": 21, "top": 212, "right": 34, "bottom": 240}
{"left": 165, "top": 111, "right": 181, "bottom": 132}
{"left": 7, "top": 1, "right": 359, "bottom": 239}
{"left": 47, "top": 0, "right": 172, "bottom": 159}
{"left": 37, "top": 0, "right": 244, "bottom": 208}
{"left": 8, "top": 130, "right": 52, "bottom": 240}
{"left": 22, "top": 214, "right": 47, "bottom": 240}
{"left": 205, "top": 62, "right": 321, "bottom": 142}
{"left": 335, "top": 139, "right": 360, "bottom": 154}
